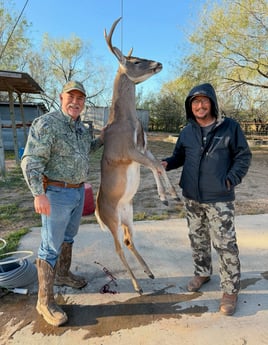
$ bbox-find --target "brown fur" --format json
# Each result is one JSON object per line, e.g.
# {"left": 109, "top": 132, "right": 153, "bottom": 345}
{"left": 95, "top": 18, "right": 179, "bottom": 294}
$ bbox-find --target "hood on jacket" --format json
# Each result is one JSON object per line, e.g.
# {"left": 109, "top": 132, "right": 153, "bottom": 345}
{"left": 185, "top": 83, "right": 219, "bottom": 121}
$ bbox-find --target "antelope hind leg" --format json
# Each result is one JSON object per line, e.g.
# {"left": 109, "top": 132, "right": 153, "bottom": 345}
{"left": 115, "top": 238, "right": 144, "bottom": 294}
{"left": 127, "top": 242, "right": 155, "bottom": 280}
{"left": 123, "top": 224, "right": 154, "bottom": 279}
{"left": 122, "top": 224, "right": 154, "bottom": 294}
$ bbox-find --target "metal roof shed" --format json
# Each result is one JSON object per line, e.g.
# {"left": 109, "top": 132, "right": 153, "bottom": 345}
{"left": 0, "top": 70, "right": 43, "bottom": 177}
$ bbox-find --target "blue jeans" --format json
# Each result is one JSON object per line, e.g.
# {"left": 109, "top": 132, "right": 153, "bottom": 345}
{"left": 38, "top": 185, "right": 85, "bottom": 268}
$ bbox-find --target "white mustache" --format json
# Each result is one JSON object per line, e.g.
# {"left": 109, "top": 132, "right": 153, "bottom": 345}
{"left": 68, "top": 104, "right": 80, "bottom": 110}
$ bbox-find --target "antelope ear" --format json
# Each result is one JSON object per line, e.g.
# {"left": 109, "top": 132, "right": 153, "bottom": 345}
{"left": 113, "top": 47, "right": 126, "bottom": 65}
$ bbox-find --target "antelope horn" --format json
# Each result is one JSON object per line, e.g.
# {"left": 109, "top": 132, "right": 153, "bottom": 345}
{"left": 127, "top": 48, "right": 133, "bottom": 57}
{"left": 104, "top": 17, "right": 122, "bottom": 55}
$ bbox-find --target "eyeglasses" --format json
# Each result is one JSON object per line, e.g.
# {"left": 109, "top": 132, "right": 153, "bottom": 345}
{"left": 191, "top": 98, "right": 210, "bottom": 106}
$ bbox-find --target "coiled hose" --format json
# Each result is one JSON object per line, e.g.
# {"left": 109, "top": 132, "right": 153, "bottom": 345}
{"left": 0, "top": 238, "right": 37, "bottom": 290}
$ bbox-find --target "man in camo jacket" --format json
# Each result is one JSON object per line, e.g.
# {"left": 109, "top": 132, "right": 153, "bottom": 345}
{"left": 162, "top": 83, "right": 252, "bottom": 316}
{"left": 21, "top": 80, "right": 104, "bottom": 326}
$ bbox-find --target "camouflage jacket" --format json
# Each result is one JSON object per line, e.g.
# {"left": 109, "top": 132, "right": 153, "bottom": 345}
{"left": 21, "top": 110, "right": 103, "bottom": 196}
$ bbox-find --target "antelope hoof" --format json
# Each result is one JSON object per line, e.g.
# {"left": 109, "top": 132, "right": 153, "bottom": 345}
{"left": 137, "top": 288, "right": 143, "bottom": 295}
{"left": 162, "top": 200, "right": 169, "bottom": 206}
{"left": 144, "top": 270, "right": 155, "bottom": 279}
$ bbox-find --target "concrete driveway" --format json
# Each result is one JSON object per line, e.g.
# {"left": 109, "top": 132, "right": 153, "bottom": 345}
{"left": 1, "top": 214, "right": 268, "bottom": 345}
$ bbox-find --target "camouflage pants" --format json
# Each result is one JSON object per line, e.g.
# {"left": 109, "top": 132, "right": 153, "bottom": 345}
{"left": 184, "top": 198, "right": 240, "bottom": 294}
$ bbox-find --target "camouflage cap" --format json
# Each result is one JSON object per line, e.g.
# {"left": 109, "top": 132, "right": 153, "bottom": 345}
{"left": 62, "top": 80, "right": 86, "bottom": 97}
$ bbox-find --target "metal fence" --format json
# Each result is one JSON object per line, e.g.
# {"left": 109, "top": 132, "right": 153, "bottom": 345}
{"left": 240, "top": 121, "right": 268, "bottom": 137}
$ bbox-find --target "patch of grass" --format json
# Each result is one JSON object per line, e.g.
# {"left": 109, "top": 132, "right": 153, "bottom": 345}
{"left": 80, "top": 210, "right": 175, "bottom": 224}
{"left": 133, "top": 212, "right": 146, "bottom": 221}
{"left": 80, "top": 215, "right": 98, "bottom": 225}
{"left": 133, "top": 212, "right": 170, "bottom": 221}
{"left": 4, "top": 151, "right": 15, "bottom": 160}
{"left": 0, "top": 204, "right": 18, "bottom": 219}
{"left": 0, "top": 228, "right": 30, "bottom": 254}
{"left": 147, "top": 213, "right": 170, "bottom": 221}
{"left": 0, "top": 202, "right": 39, "bottom": 227}
{"left": 0, "top": 165, "right": 25, "bottom": 188}
{"left": 250, "top": 146, "right": 268, "bottom": 152}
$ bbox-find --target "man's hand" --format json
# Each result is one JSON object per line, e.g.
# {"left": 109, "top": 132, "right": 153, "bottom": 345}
{"left": 34, "top": 194, "right": 51, "bottom": 216}
{"left": 161, "top": 160, "right": 168, "bottom": 169}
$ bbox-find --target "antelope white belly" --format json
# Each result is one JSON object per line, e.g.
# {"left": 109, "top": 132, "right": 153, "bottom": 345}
{"left": 120, "top": 161, "right": 140, "bottom": 203}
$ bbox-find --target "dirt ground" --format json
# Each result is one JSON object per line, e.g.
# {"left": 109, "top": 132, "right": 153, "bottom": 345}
{"left": 1, "top": 132, "right": 268, "bottom": 241}
{"left": 135, "top": 133, "right": 268, "bottom": 217}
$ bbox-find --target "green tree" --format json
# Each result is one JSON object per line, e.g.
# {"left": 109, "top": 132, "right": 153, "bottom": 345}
{"left": 141, "top": 88, "right": 185, "bottom": 133}
{"left": 0, "top": 1, "right": 112, "bottom": 107}
{"left": 165, "top": 0, "right": 268, "bottom": 120}
{"left": 0, "top": 0, "right": 31, "bottom": 71}
{"left": 42, "top": 33, "right": 86, "bottom": 84}
{"left": 40, "top": 33, "right": 112, "bottom": 108}
{"left": 189, "top": 0, "right": 268, "bottom": 93}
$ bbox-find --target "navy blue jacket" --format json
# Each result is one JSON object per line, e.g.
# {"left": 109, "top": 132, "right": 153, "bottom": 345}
{"left": 164, "top": 83, "right": 252, "bottom": 203}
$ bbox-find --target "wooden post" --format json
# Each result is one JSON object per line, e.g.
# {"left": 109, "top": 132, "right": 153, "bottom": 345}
{"left": 0, "top": 115, "right": 6, "bottom": 177}
{"left": 18, "top": 93, "right": 28, "bottom": 145}
{"left": 8, "top": 90, "right": 19, "bottom": 164}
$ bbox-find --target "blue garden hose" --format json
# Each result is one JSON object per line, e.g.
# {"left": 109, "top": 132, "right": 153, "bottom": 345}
{"left": 0, "top": 239, "right": 37, "bottom": 290}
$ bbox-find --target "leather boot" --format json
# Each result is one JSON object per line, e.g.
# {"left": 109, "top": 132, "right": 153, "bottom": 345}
{"left": 187, "top": 275, "right": 210, "bottom": 292}
{"left": 36, "top": 258, "right": 68, "bottom": 326}
{"left": 54, "top": 242, "right": 87, "bottom": 289}
{"left": 219, "top": 293, "right": 238, "bottom": 316}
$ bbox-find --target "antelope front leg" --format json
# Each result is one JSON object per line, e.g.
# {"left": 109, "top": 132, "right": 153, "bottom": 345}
{"left": 151, "top": 168, "right": 169, "bottom": 205}
{"left": 151, "top": 164, "right": 180, "bottom": 205}
{"left": 146, "top": 150, "right": 180, "bottom": 203}
{"left": 160, "top": 167, "right": 180, "bottom": 201}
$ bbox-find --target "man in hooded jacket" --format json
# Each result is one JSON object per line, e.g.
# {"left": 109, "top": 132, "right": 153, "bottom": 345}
{"left": 162, "top": 83, "right": 252, "bottom": 316}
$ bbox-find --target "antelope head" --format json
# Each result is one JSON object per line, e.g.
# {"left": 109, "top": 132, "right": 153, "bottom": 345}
{"left": 104, "top": 17, "right": 162, "bottom": 84}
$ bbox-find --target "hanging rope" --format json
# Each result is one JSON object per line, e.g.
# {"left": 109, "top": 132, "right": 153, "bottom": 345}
{"left": 120, "top": 0, "right": 124, "bottom": 52}
{"left": 0, "top": 0, "right": 29, "bottom": 60}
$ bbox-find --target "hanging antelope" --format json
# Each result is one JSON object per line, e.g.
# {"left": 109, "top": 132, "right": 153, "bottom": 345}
{"left": 95, "top": 17, "right": 179, "bottom": 294}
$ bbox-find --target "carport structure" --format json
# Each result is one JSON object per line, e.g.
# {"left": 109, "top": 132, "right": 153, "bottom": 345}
{"left": 0, "top": 70, "right": 43, "bottom": 177}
